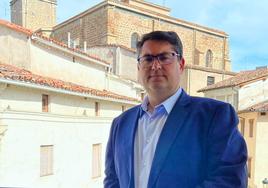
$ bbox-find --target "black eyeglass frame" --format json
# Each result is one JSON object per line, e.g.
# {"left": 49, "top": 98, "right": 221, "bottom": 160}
{"left": 137, "top": 52, "right": 182, "bottom": 66}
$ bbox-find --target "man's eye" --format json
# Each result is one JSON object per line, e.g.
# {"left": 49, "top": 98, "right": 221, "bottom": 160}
{"left": 158, "top": 55, "right": 169, "bottom": 61}
{"left": 144, "top": 56, "right": 154, "bottom": 62}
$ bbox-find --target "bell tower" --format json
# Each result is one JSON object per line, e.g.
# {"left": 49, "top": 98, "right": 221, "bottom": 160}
{"left": 10, "top": 0, "right": 57, "bottom": 31}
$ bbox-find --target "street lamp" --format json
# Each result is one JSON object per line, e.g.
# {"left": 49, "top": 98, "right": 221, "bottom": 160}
{"left": 263, "top": 178, "right": 268, "bottom": 188}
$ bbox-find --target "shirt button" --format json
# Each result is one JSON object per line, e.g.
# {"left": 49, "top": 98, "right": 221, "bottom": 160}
{"left": 146, "top": 139, "right": 150, "bottom": 143}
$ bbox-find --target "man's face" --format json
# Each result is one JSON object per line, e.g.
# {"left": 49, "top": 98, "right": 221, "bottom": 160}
{"left": 138, "top": 40, "right": 185, "bottom": 97}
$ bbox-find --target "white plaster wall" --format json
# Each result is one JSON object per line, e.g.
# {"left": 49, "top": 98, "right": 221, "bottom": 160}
{"left": 87, "top": 46, "right": 138, "bottom": 81}
{"left": 0, "top": 26, "right": 31, "bottom": 69}
{"left": 254, "top": 114, "right": 268, "bottom": 188}
{"left": 119, "top": 48, "right": 138, "bottom": 81}
{"left": 203, "top": 87, "right": 237, "bottom": 109}
{"left": 30, "top": 44, "right": 107, "bottom": 90}
{"left": 0, "top": 85, "right": 131, "bottom": 117}
{"left": 239, "top": 79, "right": 268, "bottom": 110}
{"left": 184, "top": 68, "right": 234, "bottom": 97}
{"left": 87, "top": 46, "right": 115, "bottom": 65}
{"left": 0, "top": 111, "right": 111, "bottom": 188}
{"left": 107, "top": 75, "right": 140, "bottom": 98}
{"left": 0, "top": 85, "right": 42, "bottom": 112}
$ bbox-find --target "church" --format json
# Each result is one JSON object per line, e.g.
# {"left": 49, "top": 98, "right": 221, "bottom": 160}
{"left": 10, "top": 0, "right": 236, "bottom": 96}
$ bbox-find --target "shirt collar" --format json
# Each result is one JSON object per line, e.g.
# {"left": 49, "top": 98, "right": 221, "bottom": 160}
{"left": 140, "top": 87, "right": 182, "bottom": 115}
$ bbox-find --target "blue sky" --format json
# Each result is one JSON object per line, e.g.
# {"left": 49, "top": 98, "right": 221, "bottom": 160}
{"left": 1, "top": 0, "right": 267, "bottom": 72}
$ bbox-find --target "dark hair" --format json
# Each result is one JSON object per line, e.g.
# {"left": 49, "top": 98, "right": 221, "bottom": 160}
{"left": 136, "top": 31, "right": 183, "bottom": 57}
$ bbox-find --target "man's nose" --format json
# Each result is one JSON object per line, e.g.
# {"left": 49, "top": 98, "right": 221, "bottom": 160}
{"left": 151, "top": 58, "right": 162, "bottom": 70}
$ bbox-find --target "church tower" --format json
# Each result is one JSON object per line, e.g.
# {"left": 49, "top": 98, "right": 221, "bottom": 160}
{"left": 10, "top": 0, "right": 57, "bottom": 32}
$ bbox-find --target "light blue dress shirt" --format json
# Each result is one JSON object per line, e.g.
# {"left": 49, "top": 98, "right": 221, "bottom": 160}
{"left": 134, "top": 87, "right": 182, "bottom": 188}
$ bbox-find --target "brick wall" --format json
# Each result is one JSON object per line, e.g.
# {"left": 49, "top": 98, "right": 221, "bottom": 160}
{"left": 52, "top": 1, "right": 230, "bottom": 72}
{"left": 52, "top": 6, "right": 108, "bottom": 47}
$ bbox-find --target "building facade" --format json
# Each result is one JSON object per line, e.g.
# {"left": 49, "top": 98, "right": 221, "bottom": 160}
{"left": 10, "top": 0, "right": 236, "bottom": 96}
{"left": 0, "top": 19, "right": 141, "bottom": 188}
{"left": 199, "top": 68, "right": 268, "bottom": 188}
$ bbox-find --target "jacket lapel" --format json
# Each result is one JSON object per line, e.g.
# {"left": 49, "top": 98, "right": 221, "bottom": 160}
{"left": 147, "top": 90, "right": 191, "bottom": 188}
{"left": 124, "top": 106, "right": 141, "bottom": 188}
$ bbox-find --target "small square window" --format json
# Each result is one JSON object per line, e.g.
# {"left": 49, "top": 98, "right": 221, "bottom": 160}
{"left": 95, "top": 102, "right": 99, "bottom": 116}
{"left": 122, "top": 105, "right": 126, "bottom": 112}
{"left": 207, "top": 76, "right": 215, "bottom": 86}
{"left": 42, "top": 94, "right": 49, "bottom": 112}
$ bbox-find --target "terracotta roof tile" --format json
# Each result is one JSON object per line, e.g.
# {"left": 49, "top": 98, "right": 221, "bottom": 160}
{"left": 0, "top": 19, "right": 33, "bottom": 35}
{"left": 198, "top": 68, "right": 268, "bottom": 92}
{"left": 0, "top": 63, "right": 140, "bottom": 103}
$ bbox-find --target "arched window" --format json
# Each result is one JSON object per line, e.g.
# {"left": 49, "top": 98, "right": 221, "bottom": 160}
{"left": 131, "top": 32, "right": 139, "bottom": 49}
{"left": 206, "top": 49, "right": 213, "bottom": 68}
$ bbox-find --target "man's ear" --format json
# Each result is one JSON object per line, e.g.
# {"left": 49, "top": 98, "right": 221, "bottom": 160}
{"left": 179, "top": 57, "right": 185, "bottom": 71}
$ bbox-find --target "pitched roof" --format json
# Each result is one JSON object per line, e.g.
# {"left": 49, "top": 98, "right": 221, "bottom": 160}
{"left": 0, "top": 19, "right": 110, "bottom": 66}
{"left": 0, "top": 63, "right": 140, "bottom": 103}
{"left": 198, "top": 68, "right": 268, "bottom": 92}
{"left": 239, "top": 100, "right": 268, "bottom": 113}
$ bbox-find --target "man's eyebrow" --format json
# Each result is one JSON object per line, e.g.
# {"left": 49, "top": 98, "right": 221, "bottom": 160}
{"left": 140, "top": 52, "right": 170, "bottom": 57}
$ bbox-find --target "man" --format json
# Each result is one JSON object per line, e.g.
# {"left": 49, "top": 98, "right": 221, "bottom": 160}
{"left": 104, "top": 31, "right": 247, "bottom": 188}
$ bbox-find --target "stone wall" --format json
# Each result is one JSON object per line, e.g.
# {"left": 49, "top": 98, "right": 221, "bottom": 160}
{"left": 52, "top": 1, "right": 230, "bottom": 72}
{"left": 11, "top": 0, "right": 57, "bottom": 31}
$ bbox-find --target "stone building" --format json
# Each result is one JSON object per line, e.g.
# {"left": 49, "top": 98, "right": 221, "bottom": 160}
{"left": 10, "top": 0, "right": 236, "bottom": 96}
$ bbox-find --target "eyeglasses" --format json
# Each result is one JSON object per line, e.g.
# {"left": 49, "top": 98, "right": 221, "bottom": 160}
{"left": 137, "top": 52, "right": 181, "bottom": 69}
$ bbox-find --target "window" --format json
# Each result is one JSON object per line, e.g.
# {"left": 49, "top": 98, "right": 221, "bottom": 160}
{"left": 92, "top": 143, "right": 102, "bottom": 178}
{"left": 40, "top": 145, "right": 53, "bottom": 176}
{"left": 240, "top": 118, "right": 245, "bottom": 136}
{"left": 131, "top": 32, "right": 139, "bottom": 49}
{"left": 42, "top": 94, "right": 49, "bottom": 112}
{"left": 122, "top": 105, "right": 126, "bottom": 112}
{"left": 206, "top": 49, "right": 213, "bottom": 68}
{"left": 95, "top": 102, "right": 99, "bottom": 116}
{"left": 249, "top": 119, "right": 254, "bottom": 137}
{"left": 248, "top": 157, "right": 252, "bottom": 178}
{"left": 207, "top": 76, "right": 215, "bottom": 86}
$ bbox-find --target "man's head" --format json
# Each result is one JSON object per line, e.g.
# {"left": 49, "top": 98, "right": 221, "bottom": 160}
{"left": 136, "top": 31, "right": 183, "bottom": 58}
{"left": 136, "top": 31, "right": 185, "bottom": 103}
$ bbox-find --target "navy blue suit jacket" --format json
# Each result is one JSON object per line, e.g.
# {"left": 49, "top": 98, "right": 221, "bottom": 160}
{"left": 104, "top": 90, "right": 248, "bottom": 188}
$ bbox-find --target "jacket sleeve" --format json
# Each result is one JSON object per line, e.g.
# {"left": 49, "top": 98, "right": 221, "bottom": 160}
{"left": 104, "top": 119, "right": 120, "bottom": 188}
{"left": 196, "top": 103, "right": 248, "bottom": 188}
